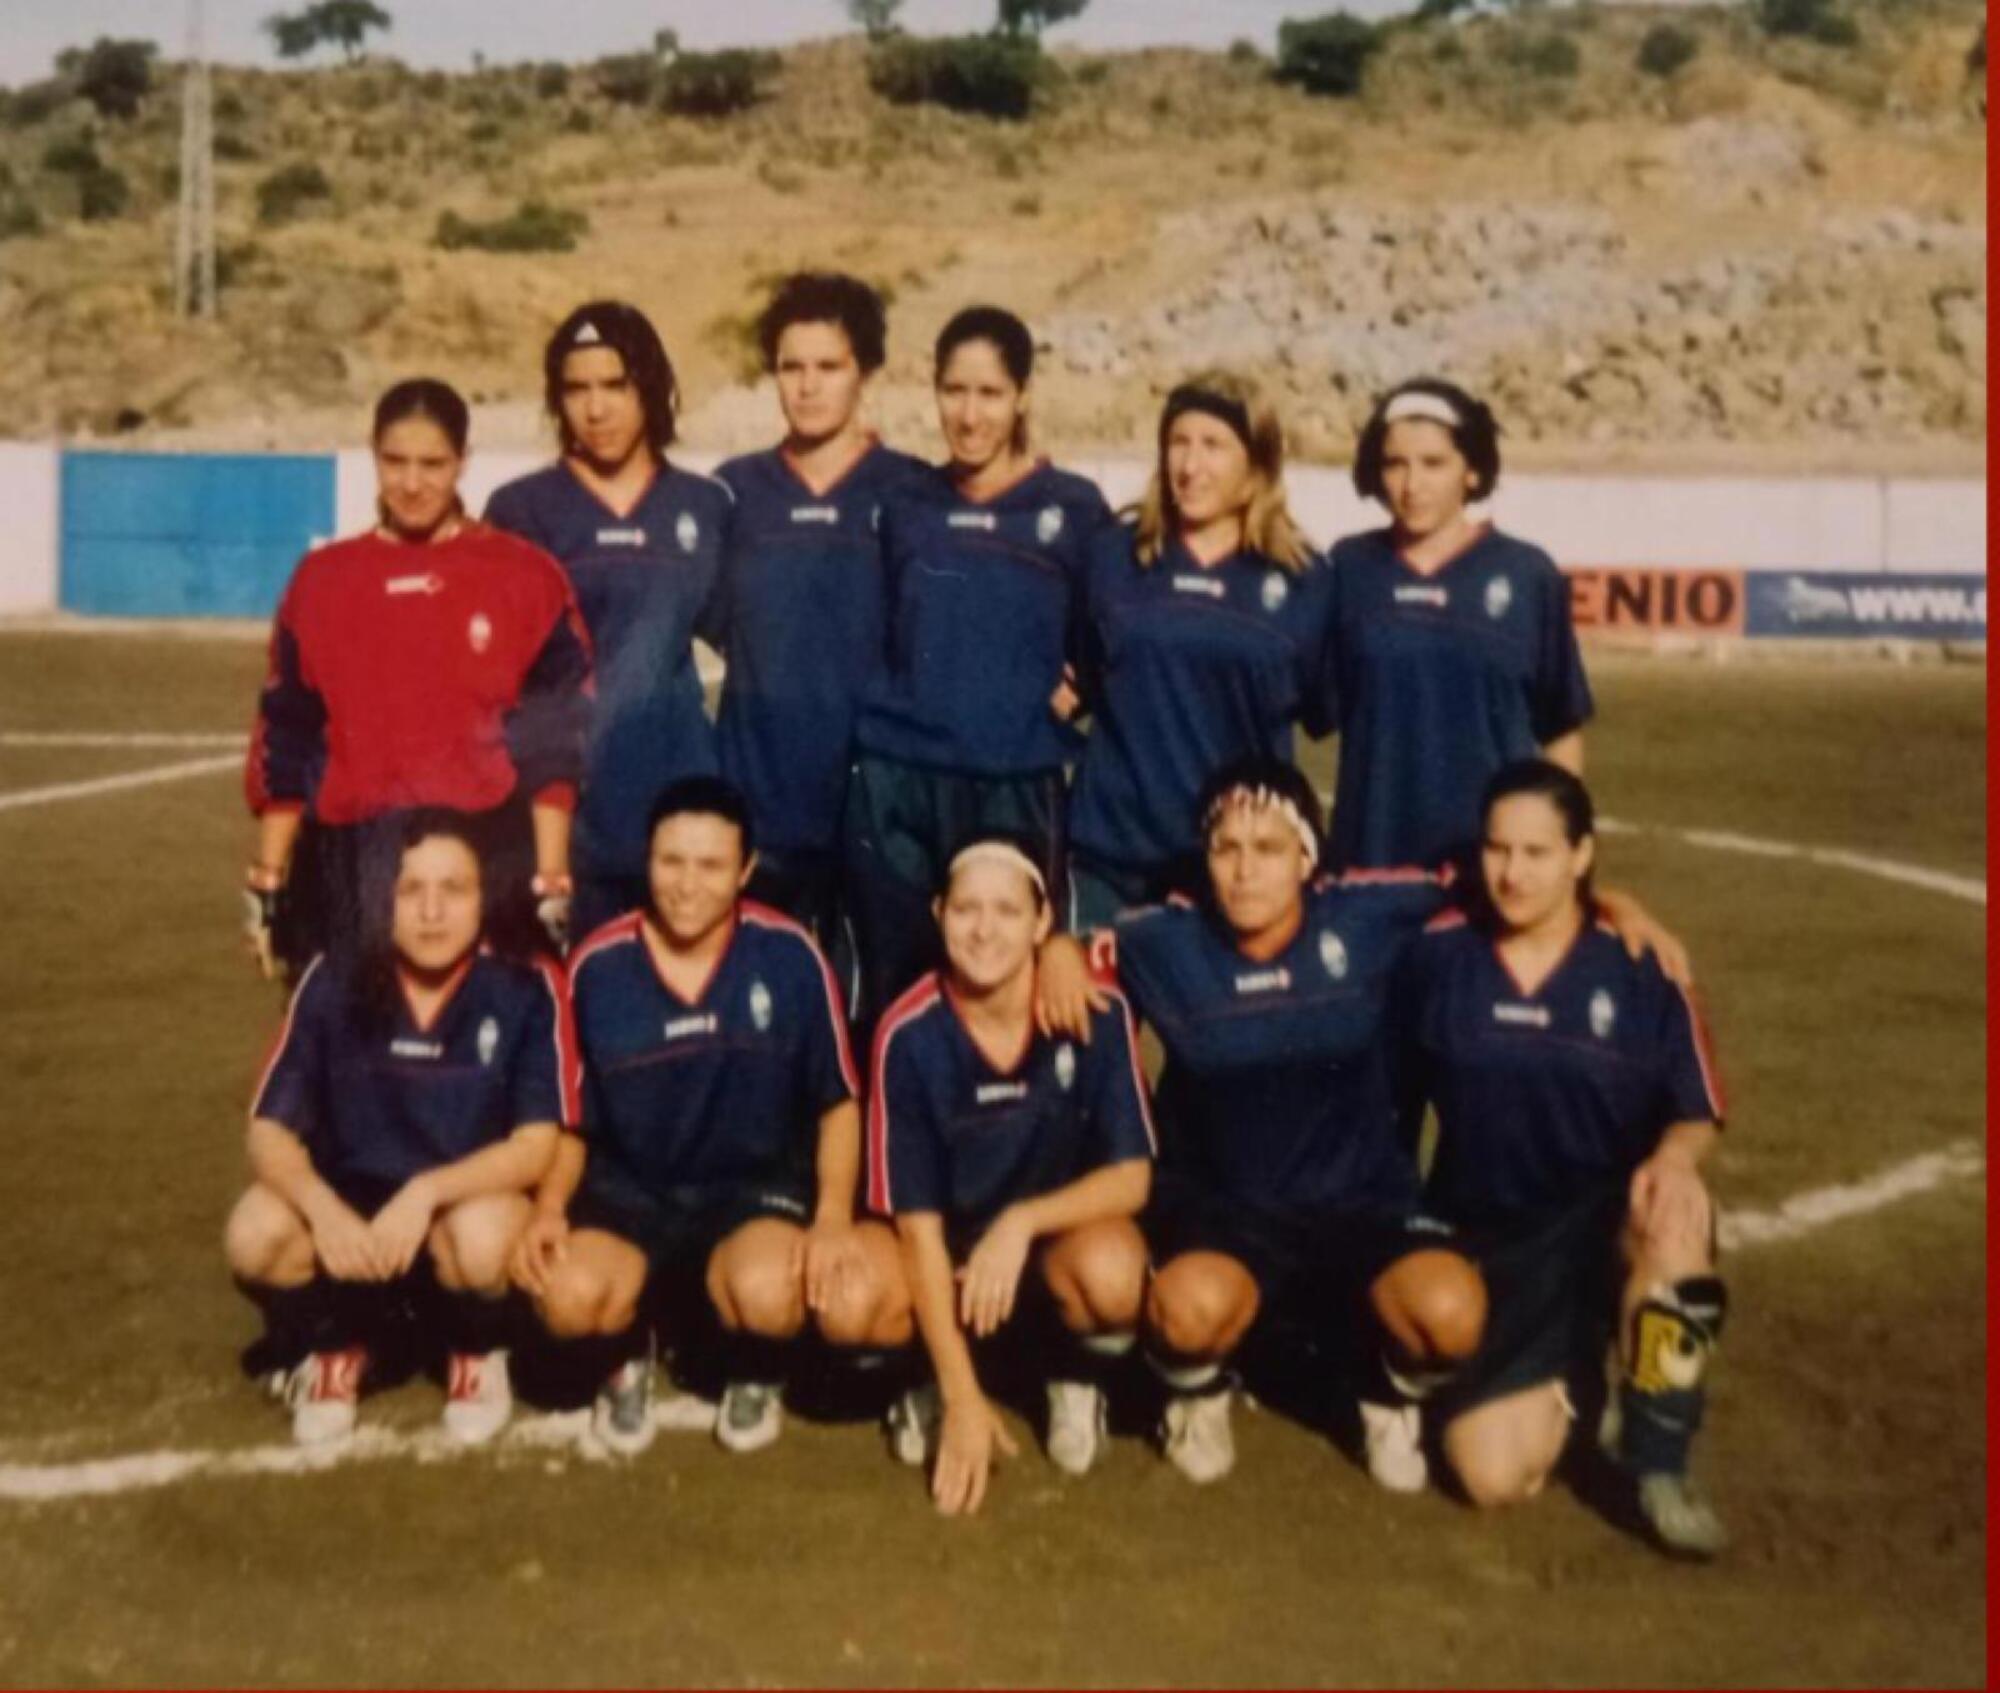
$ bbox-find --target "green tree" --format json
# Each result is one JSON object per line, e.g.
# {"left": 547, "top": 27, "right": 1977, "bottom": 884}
{"left": 996, "top": 0, "right": 1089, "bottom": 39}
{"left": 1275, "top": 13, "right": 1384, "bottom": 97}
{"left": 847, "top": 0, "right": 905, "bottom": 41}
{"left": 56, "top": 38, "right": 157, "bottom": 121}
{"left": 265, "top": 1, "right": 392, "bottom": 63}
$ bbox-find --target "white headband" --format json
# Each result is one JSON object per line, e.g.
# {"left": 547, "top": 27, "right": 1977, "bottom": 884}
{"left": 947, "top": 840, "right": 1048, "bottom": 901}
{"left": 1203, "top": 785, "right": 1320, "bottom": 872}
{"left": 1383, "top": 391, "right": 1463, "bottom": 430}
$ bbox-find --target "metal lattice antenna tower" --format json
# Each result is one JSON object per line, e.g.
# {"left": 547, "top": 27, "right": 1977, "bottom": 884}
{"left": 174, "top": 0, "right": 217, "bottom": 319}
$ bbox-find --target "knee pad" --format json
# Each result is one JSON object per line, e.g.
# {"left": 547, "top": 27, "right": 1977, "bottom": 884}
{"left": 1629, "top": 1276, "right": 1727, "bottom": 1395}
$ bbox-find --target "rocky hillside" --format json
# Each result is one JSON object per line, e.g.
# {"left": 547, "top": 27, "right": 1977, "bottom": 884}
{"left": 0, "top": 3, "right": 1984, "bottom": 473}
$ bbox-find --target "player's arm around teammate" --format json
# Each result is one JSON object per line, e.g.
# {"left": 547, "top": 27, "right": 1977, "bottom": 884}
{"left": 510, "top": 778, "right": 905, "bottom": 1457}
{"left": 1067, "top": 373, "right": 1333, "bottom": 928}
{"left": 842, "top": 306, "right": 1113, "bottom": 1034}
{"left": 244, "top": 379, "right": 591, "bottom": 975}
{"left": 224, "top": 812, "right": 572, "bottom": 1446}
{"left": 1320, "top": 379, "right": 1593, "bottom": 876}
{"left": 1400, "top": 759, "right": 1728, "bottom": 1557}
{"left": 863, "top": 836, "right": 1155, "bottom": 1515}
{"left": 484, "top": 303, "right": 733, "bottom": 942}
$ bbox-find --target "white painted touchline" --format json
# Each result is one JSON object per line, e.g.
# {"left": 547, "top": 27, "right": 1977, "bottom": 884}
{"left": 1599, "top": 816, "right": 1986, "bottom": 907}
{"left": 0, "top": 1145, "right": 1982, "bottom": 1505}
{"left": 1717, "top": 1140, "right": 1985, "bottom": 1252}
{"left": 0, "top": 754, "right": 241, "bottom": 815}
{"left": 0, "top": 732, "right": 247, "bottom": 749}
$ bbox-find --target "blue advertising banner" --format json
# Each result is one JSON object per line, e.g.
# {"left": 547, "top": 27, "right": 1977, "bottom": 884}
{"left": 1742, "top": 571, "right": 1987, "bottom": 640}
{"left": 60, "top": 451, "right": 335, "bottom": 617}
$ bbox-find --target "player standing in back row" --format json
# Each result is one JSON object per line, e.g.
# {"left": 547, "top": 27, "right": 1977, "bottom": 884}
{"left": 843, "top": 305, "right": 1112, "bottom": 1032}
{"left": 486, "top": 301, "right": 734, "bottom": 942}
{"left": 710, "top": 273, "right": 927, "bottom": 960}
{"left": 1324, "top": 378, "right": 1592, "bottom": 874}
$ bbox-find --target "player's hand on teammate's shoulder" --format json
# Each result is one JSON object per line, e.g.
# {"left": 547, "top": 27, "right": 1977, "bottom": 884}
{"left": 1595, "top": 886, "right": 1695, "bottom": 987}
{"left": 1034, "top": 933, "right": 1104, "bottom": 1042}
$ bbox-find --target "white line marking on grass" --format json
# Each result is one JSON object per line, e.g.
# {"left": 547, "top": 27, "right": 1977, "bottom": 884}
{"left": 0, "top": 1140, "right": 1981, "bottom": 1505}
{"left": 0, "top": 1394, "right": 723, "bottom": 1504}
{"left": 0, "top": 732, "right": 247, "bottom": 750}
{"left": 1597, "top": 816, "right": 1985, "bottom": 906}
{"left": 1717, "top": 1140, "right": 1985, "bottom": 1252}
{"left": 0, "top": 754, "right": 240, "bottom": 815}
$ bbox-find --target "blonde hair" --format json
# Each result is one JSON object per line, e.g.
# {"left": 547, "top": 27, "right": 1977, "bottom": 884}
{"left": 1132, "top": 371, "right": 1313, "bottom": 572}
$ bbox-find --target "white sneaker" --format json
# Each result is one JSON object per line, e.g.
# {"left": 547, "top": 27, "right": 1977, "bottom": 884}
{"left": 442, "top": 1349, "right": 513, "bottom": 1446}
{"left": 886, "top": 1383, "right": 941, "bottom": 1468}
{"left": 1160, "top": 1390, "right": 1234, "bottom": 1484}
{"left": 593, "top": 1355, "right": 657, "bottom": 1457}
{"left": 286, "top": 1346, "right": 365, "bottom": 1447}
{"left": 1045, "top": 1379, "right": 1108, "bottom": 1477}
{"left": 1359, "top": 1400, "right": 1427, "bottom": 1494}
{"left": 1637, "top": 1472, "right": 1728, "bottom": 1560}
{"left": 715, "top": 1381, "right": 784, "bottom": 1454}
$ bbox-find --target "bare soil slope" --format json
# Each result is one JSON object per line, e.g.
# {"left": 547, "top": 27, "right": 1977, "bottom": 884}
{"left": 0, "top": 7, "right": 1985, "bottom": 471}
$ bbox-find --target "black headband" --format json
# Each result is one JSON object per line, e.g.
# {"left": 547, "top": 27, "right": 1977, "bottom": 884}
{"left": 1161, "top": 384, "right": 1253, "bottom": 449}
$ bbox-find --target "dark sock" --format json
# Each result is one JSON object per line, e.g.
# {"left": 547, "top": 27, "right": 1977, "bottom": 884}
{"left": 720, "top": 1328, "right": 792, "bottom": 1389}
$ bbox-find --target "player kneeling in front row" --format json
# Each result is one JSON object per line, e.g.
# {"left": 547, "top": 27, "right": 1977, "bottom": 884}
{"left": 1397, "top": 760, "right": 1730, "bottom": 1557}
{"left": 1042, "top": 759, "right": 1483, "bottom": 1490}
{"left": 224, "top": 811, "right": 572, "bottom": 1445}
{"left": 513, "top": 778, "right": 908, "bottom": 1456}
{"left": 865, "top": 835, "right": 1156, "bottom": 1516}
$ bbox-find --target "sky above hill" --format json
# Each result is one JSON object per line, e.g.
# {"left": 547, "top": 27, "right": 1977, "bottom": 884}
{"left": 0, "top": 0, "right": 1381, "bottom": 85}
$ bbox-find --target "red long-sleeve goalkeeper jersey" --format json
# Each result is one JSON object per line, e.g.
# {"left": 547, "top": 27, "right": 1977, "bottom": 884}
{"left": 246, "top": 523, "right": 593, "bottom": 825}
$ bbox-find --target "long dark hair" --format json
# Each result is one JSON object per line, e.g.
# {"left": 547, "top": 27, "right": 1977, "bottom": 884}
{"left": 543, "top": 300, "right": 679, "bottom": 460}
{"left": 935, "top": 305, "right": 1035, "bottom": 457}
{"left": 1351, "top": 376, "right": 1501, "bottom": 505}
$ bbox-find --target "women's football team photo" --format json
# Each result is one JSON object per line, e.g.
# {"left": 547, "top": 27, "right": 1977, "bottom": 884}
{"left": 224, "top": 272, "right": 1730, "bottom": 1559}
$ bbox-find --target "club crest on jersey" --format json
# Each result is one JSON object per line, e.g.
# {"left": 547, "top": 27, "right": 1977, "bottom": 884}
{"left": 1054, "top": 1042, "right": 1077, "bottom": 1092}
{"left": 1484, "top": 576, "right": 1513, "bottom": 620}
{"left": 1261, "top": 572, "right": 1290, "bottom": 613}
{"left": 676, "top": 513, "right": 700, "bottom": 554}
{"left": 467, "top": 612, "right": 493, "bottom": 654}
{"left": 749, "top": 980, "right": 773, "bottom": 1033}
{"left": 477, "top": 1017, "right": 499, "bottom": 1067}
{"left": 1037, "top": 505, "right": 1065, "bottom": 545}
{"left": 1589, "top": 989, "right": 1617, "bottom": 1039}
{"left": 1319, "top": 929, "right": 1349, "bottom": 981}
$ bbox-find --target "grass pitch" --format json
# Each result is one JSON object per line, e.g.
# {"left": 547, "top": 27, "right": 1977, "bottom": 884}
{"left": 0, "top": 633, "right": 1984, "bottom": 1687}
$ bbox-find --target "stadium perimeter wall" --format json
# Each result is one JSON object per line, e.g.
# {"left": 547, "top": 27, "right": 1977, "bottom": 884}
{"left": 0, "top": 445, "right": 1984, "bottom": 642}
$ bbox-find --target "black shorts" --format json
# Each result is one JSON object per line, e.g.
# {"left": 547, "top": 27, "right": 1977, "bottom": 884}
{"left": 1142, "top": 1173, "right": 1432, "bottom": 1329}
{"left": 570, "top": 1162, "right": 810, "bottom": 1286}
{"left": 1430, "top": 1186, "right": 1630, "bottom": 1416}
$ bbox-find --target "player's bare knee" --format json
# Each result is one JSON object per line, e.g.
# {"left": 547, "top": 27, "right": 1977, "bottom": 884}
{"left": 538, "top": 1263, "right": 612, "bottom": 1339}
{"left": 817, "top": 1267, "right": 911, "bottom": 1349}
{"left": 1048, "top": 1224, "right": 1146, "bottom": 1333}
{"left": 223, "top": 1186, "right": 311, "bottom": 1286}
{"left": 1148, "top": 1260, "right": 1255, "bottom": 1360}
{"left": 1452, "top": 1447, "right": 1548, "bottom": 1511}
{"left": 1376, "top": 1250, "right": 1487, "bottom": 1363}
{"left": 715, "top": 1248, "right": 805, "bottom": 1340}
{"left": 434, "top": 1199, "right": 523, "bottom": 1296}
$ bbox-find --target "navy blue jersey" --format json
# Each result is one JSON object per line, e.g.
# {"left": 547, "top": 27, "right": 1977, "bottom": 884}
{"left": 1108, "top": 871, "right": 1449, "bottom": 1213}
{"left": 710, "top": 442, "right": 930, "bottom": 855}
{"left": 252, "top": 953, "right": 578, "bottom": 1192}
{"left": 1322, "top": 526, "right": 1592, "bottom": 872}
{"left": 865, "top": 975, "right": 1154, "bottom": 1230}
{"left": 854, "top": 461, "right": 1110, "bottom": 778}
{"left": 1070, "top": 525, "right": 1337, "bottom": 876}
{"left": 484, "top": 463, "right": 732, "bottom": 878}
{"left": 567, "top": 903, "right": 858, "bottom": 1196}
{"left": 1398, "top": 913, "right": 1726, "bottom": 1228}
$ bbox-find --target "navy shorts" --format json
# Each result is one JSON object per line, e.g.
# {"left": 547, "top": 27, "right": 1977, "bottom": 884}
{"left": 1430, "top": 1186, "right": 1630, "bottom": 1416}
{"left": 570, "top": 1161, "right": 810, "bottom": 1286}
{"left": 1142, "top": 1173, "right": 1433, "bottom": 1325}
